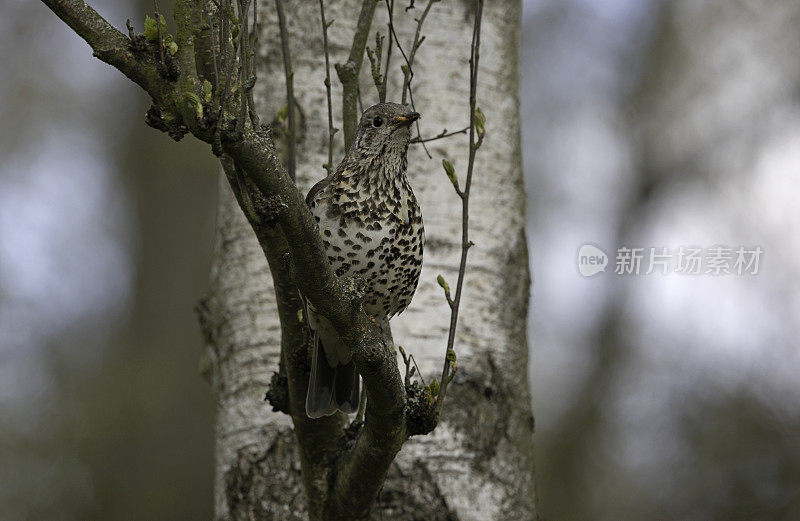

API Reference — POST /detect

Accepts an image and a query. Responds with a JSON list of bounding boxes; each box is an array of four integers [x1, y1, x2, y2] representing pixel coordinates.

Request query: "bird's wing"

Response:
[[305, 176, 330, 207], [307, 153, 356, 207]]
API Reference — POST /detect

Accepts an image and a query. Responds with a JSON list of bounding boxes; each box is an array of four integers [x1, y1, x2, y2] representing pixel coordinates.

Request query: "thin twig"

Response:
[[212, 0, 233, 153], [383, 0, 407, 65], [435, 0, 482, 415], [366, 31, 384, 98], [409, 354, 425, 387], [238, 0, 250, 133], [401, 0, 437, 106], [236, 1, 251, 86], [319, 0, 335, 175], [411, 126, 469, 144], [399, 345, 413, 387], [274, 0, 296, 180], [398, 345, 425, 389], [222, 0, 251, 108], [406, 81, 430, 158], [154, 0, 165, 67], [220, 1, 231, 106], [207, 10, 220, 87], [382, 0, 430, 157], [380, 0, 394, 103], [247, 0, 260, 128], [402, 0, 440, 156]]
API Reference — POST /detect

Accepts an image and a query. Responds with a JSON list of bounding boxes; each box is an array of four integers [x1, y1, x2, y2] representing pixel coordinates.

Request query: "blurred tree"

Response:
[[525, 1, 800, 520], [1, 1, 217, 520]]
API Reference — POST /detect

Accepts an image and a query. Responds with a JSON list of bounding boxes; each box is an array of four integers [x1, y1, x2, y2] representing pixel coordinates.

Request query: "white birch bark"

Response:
[[199, 1, 538, 519]]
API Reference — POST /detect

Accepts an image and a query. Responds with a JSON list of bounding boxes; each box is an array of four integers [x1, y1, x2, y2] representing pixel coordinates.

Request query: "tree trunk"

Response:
[[199, 1, 538, 519]]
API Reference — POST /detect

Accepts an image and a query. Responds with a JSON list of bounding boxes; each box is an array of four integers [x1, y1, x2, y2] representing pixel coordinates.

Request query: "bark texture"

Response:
[[200, 1, 537, 519]]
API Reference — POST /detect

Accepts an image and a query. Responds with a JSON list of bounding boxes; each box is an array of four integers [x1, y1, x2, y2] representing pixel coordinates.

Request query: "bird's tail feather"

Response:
[[306, 332, 360, 418], [334, 359, 360, 414]]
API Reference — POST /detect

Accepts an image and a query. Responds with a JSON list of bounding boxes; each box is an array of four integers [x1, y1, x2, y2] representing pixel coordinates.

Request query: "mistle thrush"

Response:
[[305, 103, 424, 418]]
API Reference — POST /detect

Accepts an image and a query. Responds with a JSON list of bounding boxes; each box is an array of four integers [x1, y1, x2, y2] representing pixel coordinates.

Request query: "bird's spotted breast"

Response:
[[310, 173, 423, 319]]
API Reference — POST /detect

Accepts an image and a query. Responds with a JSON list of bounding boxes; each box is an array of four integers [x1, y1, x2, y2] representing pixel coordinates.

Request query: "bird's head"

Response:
[[351, 103, 420, 158]]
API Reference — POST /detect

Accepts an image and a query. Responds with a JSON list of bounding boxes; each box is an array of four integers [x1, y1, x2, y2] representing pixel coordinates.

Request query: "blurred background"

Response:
[[1, 0, 799, 520]]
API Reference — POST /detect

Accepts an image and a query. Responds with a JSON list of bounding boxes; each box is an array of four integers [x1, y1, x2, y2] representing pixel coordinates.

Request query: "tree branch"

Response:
[[318, 0, 336, 175], [335, 0, 379, 150], [383, 0, 430, 157], [411, 125, 469, 144], [401, 0, 438, 105], [154, 1, 166, 67], [217, 130, 409, 521], [246, 0, 260, 128], [365, 31, 385, 99], [274, 0, 297, 180], [435, 0, 483, 416], [379, 0, 394, 103], [196, 5, 219, 84], [170, 1, 196, 83], [236, 0, 251, 134], [42, 0, 170, 97], [219, 156, 340, 519]]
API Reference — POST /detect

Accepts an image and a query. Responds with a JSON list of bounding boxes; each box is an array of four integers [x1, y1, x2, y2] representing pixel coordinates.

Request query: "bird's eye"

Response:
[[372, 116, 383, 127]]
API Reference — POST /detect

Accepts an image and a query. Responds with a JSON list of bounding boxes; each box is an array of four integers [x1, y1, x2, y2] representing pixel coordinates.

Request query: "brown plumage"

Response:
[[305, 103, 424, 418]]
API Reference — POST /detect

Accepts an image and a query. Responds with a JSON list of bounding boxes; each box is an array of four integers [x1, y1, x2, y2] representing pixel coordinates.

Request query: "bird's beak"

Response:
[[389, 111, 421, 127]]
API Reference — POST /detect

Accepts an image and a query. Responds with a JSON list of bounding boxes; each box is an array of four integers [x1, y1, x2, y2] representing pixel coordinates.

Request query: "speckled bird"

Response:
[[304, 103, 424, 418]]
